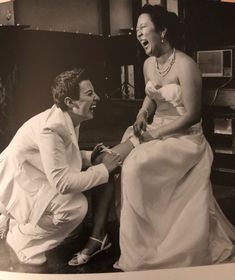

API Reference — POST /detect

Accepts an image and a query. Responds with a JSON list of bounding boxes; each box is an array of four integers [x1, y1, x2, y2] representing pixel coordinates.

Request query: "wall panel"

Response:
[[14, 0, 102, 34]]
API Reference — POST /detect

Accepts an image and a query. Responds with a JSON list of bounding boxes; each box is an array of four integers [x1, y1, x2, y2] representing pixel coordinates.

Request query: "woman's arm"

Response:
[[137, 96, 156, 118], [134, 58, 157, 136], [140, 57, 157, 116], [142, 54, 202, 141]]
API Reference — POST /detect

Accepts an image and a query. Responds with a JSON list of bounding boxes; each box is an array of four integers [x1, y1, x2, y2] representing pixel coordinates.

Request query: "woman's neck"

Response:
[[155, 45, 174, 66]]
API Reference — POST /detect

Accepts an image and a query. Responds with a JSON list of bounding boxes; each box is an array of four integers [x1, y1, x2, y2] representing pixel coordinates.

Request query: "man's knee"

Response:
[[72, 193, 88, 223], [61, 193, 88, 225], [39, 193, 88, 229]]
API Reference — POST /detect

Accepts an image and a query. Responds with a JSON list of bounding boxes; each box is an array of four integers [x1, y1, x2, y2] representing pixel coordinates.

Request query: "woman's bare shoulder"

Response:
[[144, 56, 155, 68], [143, 56, 155, 78], [175, 50, 202, 90], [176, 50, 198, 67], [176, 50, 201, 75]]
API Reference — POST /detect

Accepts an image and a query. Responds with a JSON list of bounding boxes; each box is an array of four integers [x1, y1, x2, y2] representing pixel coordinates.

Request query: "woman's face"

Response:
[[136, 13, 161, 57], [70, 80, 100, 121]]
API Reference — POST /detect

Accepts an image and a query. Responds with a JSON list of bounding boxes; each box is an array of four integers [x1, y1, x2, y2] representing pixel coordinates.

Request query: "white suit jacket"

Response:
[[0, 105, 109, 225]]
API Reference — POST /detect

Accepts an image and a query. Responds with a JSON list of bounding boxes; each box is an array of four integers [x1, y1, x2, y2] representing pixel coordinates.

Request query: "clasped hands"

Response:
[[91, 143, 122, 173]]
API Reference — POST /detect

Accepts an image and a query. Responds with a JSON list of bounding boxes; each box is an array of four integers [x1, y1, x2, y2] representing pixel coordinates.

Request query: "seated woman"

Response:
[[69, 4, 235, 271]]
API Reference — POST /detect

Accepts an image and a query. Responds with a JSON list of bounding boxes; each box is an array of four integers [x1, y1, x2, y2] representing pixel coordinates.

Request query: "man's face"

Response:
[[71, 80, 100, 121]]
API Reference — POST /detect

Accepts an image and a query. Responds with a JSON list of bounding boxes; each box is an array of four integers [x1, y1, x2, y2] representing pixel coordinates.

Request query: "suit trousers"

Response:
[[6, 191, 88, 263]]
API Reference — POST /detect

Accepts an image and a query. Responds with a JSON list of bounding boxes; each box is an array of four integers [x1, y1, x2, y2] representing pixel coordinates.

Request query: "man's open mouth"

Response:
[[90, 103, 96, 112]]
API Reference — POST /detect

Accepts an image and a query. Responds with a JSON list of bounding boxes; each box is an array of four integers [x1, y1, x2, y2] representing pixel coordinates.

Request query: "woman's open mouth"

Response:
[[140, 39, 149, 50]]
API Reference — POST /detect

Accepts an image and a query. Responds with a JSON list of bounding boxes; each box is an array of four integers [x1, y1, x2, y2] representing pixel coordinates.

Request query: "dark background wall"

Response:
[[0, 0, 138, 150], [14, 0, 102, 34], [2, 0, 235, 151], [180, 0, 235, 54], [0, 28, 138, 150]]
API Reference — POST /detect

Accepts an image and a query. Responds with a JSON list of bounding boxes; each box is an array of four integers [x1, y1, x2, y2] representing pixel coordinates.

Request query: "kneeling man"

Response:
[[0, 68, 121, 265]]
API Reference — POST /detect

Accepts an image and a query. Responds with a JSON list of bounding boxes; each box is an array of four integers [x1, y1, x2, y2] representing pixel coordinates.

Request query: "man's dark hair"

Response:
[[51, 68, 89, 111]]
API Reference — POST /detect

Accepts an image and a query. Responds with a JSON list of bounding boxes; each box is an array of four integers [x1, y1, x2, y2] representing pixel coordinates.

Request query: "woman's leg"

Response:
[[93, 139, 135, 165], [80, 178, 115, 256], [83, 140, 135, 251], [68, 140, 135, 263]]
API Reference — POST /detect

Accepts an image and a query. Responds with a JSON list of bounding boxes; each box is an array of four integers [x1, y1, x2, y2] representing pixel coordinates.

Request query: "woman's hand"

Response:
[[139, 131, 155, 143], [133, 113, 148, 137]]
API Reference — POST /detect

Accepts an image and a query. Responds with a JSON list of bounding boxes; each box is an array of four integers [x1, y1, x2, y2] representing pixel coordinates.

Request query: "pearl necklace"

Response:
[[155, 48, 176, 77]]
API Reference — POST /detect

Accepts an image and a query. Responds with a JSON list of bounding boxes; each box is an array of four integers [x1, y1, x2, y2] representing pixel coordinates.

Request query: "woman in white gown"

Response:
[[68, 4, 235, 270], [113, 4, 235, 271]]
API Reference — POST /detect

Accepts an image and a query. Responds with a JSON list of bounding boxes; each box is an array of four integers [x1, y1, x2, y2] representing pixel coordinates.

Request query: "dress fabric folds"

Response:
[[116, 83, 235, 271]]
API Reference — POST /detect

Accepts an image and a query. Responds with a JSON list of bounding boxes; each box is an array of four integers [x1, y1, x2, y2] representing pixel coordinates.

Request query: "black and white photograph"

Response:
[[1, 0, 235, 279]]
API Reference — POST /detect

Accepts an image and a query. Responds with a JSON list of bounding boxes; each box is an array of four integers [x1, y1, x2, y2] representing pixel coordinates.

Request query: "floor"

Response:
[[0, 221, 120, 274], [0, 184, 235, 274], [213, 184, 235, 226]]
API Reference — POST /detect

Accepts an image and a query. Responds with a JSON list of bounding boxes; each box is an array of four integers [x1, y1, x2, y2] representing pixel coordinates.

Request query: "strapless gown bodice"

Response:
[[145, 81, 186, 116]]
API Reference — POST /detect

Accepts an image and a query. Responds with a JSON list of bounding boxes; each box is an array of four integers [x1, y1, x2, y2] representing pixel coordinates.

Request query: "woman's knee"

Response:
[[121, 126, 134, 143], [123, 149, 148, 174]]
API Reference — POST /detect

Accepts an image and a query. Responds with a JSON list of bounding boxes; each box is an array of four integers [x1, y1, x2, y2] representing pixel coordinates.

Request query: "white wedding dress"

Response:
[[115, 82, 235, 271]]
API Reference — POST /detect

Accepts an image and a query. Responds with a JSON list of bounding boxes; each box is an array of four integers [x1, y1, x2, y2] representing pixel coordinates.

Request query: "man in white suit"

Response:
[[0, 68, 121, 265]]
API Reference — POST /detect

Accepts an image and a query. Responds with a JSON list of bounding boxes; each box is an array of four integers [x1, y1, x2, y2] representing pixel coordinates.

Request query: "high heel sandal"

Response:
[[68, 234, 111, 266], [0, 215, 9, 240]]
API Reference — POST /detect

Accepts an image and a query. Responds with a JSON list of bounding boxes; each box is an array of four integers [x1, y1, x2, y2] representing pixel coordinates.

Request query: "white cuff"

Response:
[[90, 163, 109, 185]]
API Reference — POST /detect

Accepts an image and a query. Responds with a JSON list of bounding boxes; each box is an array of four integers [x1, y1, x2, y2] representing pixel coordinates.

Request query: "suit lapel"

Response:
[[45, 106, 80, 149], [63, 111, 79, 149]]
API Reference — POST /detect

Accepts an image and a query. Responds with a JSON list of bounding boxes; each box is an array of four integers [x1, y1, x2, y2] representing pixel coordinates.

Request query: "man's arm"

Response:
[[38, 129, 109, 194], [80, 150, 92, 168]]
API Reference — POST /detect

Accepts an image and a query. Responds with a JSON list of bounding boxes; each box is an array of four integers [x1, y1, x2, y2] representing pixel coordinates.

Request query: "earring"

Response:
[[161, 35, 164, 44]]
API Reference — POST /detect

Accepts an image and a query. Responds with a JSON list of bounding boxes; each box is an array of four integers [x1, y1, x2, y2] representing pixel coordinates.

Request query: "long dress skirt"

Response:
[[116, 116, 235, 271]]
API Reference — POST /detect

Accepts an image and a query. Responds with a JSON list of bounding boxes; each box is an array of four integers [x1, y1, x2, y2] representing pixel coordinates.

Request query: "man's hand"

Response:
[[91, 143, 105, 165], [91, 144, 122, 173], [101, 151, 122, 173]]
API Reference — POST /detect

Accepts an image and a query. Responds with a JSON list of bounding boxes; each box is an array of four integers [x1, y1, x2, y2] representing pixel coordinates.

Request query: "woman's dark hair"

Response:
[[51, 68, 89, 111], [139, 4, 182, 48]]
